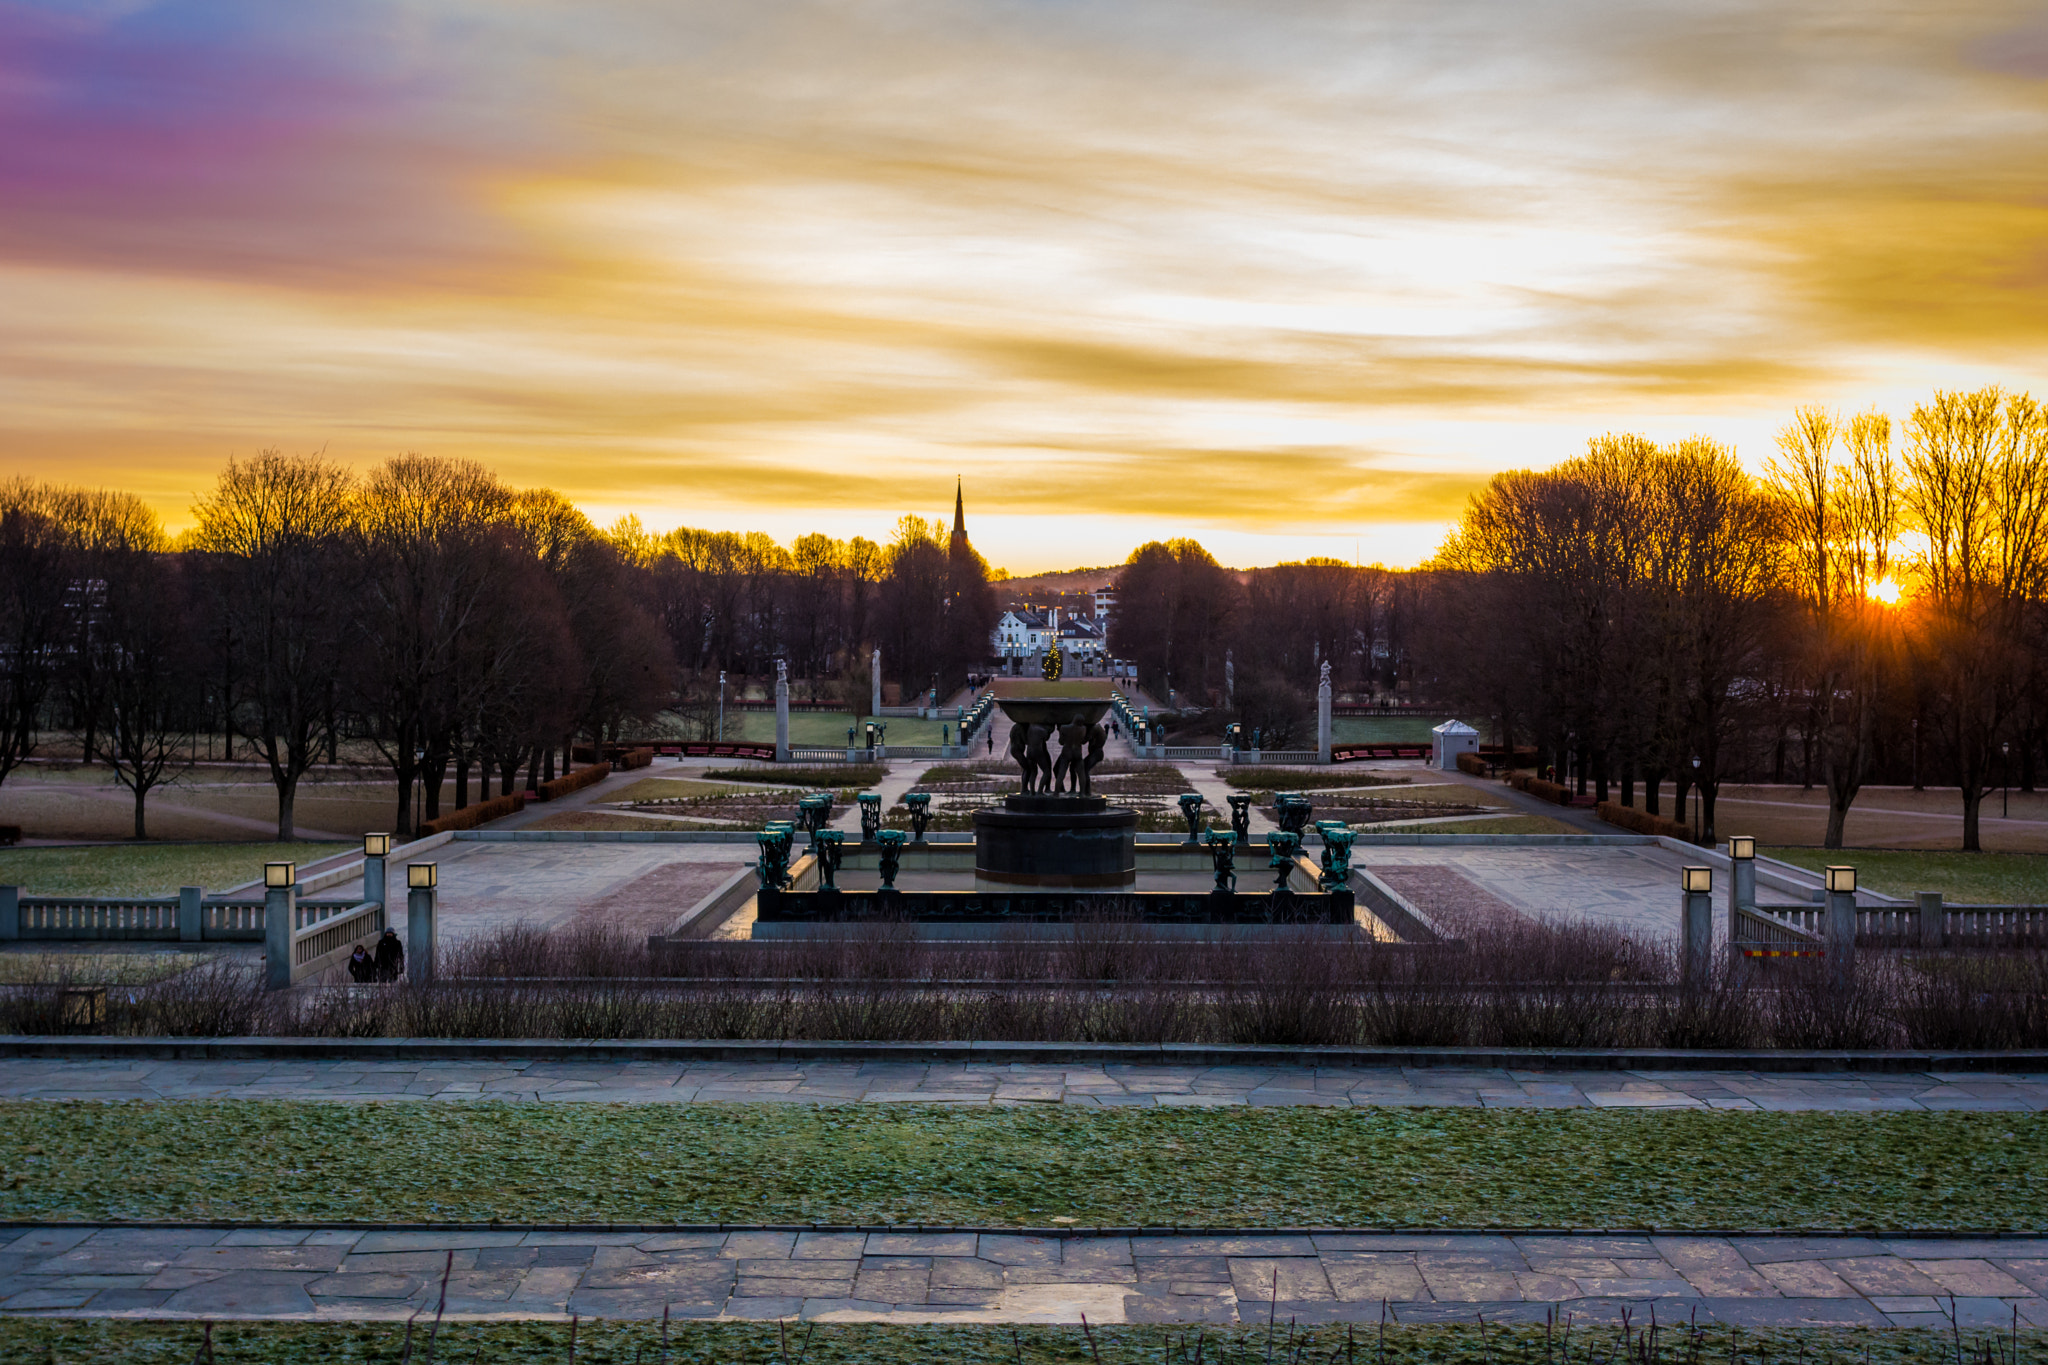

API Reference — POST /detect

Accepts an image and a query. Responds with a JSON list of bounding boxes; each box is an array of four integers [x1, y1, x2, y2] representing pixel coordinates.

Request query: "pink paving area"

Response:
[[568, 861, 739, 936], [1371, 864, 1532, 936]]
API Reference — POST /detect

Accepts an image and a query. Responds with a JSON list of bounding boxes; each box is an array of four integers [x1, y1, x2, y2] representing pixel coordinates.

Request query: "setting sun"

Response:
[[1868, 577, 1903, 606]]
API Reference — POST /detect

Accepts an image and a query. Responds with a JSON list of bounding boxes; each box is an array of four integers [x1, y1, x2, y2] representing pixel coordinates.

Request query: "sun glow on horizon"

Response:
[[5, 1, 2048, 561], [1868, 576, 1903, 606]]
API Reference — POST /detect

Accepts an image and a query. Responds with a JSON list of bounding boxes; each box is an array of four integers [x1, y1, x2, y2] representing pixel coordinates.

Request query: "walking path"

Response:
[[1, 1059, 2041, 1109], [4, 1224, 2044, 1325]]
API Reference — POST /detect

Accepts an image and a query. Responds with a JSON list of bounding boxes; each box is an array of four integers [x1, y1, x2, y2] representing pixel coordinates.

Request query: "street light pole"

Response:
[[717, 671, 726, 741], [2003, 741, 2011, 820], [1690, 755, 1702, 842]]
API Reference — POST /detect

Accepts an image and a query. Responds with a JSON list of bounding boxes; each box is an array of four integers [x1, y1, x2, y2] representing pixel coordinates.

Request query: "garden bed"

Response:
[[1222, 768, 1409, 791]]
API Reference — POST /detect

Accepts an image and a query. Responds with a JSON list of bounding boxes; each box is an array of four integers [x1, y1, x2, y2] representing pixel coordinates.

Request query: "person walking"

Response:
[[373, 929, 405, 982], [346, 944, 374, 983]]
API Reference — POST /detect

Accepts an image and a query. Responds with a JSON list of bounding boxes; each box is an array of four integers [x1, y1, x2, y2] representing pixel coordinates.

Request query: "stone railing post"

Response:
[[407, 864, 438, 987], [178, 886, 202, 943], [1680, 867, 1713, 988], [1917, 891, 1944, 950], [0, 885, 17, 941], [262, 864, 298, 991]]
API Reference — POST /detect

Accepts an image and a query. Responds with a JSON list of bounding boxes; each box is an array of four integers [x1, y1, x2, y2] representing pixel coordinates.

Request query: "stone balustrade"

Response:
[[290, 899, 386, 982], [0, 887, 362, 944], [1736, 895, 2047, 951]]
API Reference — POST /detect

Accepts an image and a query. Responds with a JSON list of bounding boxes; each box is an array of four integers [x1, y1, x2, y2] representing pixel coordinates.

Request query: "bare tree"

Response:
[[91, 548, 202, 839], [0, 482, 77, 791], [1903, 387, 2048, 850], [1769, 406, 1900, 848], [349, 455, 516, 835], [189, 452, 356, 839]]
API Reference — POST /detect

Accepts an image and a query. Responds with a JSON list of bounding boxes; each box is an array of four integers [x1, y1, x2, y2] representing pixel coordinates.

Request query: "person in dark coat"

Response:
[[373, 929, 405, 982], [347, 944, 374, 983]]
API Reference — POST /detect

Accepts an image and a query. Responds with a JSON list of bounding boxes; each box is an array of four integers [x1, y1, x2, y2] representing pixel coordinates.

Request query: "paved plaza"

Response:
[[0, 1059, 2041, 1109], [344, 840, 751, 942], [311, 835, 1815, 947], [4, 1225, 2046, 1326]]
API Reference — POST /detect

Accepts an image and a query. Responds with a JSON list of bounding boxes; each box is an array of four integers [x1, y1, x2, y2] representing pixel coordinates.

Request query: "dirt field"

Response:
[[1706, 782, 2048, 853], [0, 762, 422, 844]]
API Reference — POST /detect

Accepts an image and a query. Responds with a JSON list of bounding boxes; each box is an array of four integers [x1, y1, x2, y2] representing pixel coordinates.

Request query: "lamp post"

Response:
[[1824, 864, 1857, 988], [406, 862, 438, 987], [2003, 741, 2011, 820], [1679, 865, 1713, 988], [263, 861, 296, 991], [1727, 834, 1756, 921], [1911, 716, 1921, 790], [717, 671, 726, 741], [362, 832, 390, 912], [1690, 755, 1702, 842], [412, 747, 426, 837]]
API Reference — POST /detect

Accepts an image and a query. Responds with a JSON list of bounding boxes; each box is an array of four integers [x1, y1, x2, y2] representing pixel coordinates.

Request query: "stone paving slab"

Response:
[[4, 1228, 2046, 1326], [1, 1058, 2044, 1109]]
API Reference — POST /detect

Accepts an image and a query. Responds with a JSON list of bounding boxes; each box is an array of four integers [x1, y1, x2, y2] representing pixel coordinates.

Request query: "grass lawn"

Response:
[[1, 1320, 2026, 1365], [1766, 847, 2048, 904], [2, 1102, 2038, 1230], [0, 841, 345, 896], [0, 950, 213, 984], [609, 777, 782, 803], [729, 711, 956, 746], [1331, 716, 1442, 743]]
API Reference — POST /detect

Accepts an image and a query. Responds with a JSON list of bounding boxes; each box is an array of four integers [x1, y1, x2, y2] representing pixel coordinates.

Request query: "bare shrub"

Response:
[[14, 916, 2045, 1049]]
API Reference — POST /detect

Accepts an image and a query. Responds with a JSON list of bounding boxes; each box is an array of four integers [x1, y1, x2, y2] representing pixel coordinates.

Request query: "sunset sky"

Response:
[[3, 1, 2047, 572]]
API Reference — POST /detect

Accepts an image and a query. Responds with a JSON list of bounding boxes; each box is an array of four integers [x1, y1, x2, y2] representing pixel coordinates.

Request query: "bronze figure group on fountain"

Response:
[[1008, 718, 1106, 796]]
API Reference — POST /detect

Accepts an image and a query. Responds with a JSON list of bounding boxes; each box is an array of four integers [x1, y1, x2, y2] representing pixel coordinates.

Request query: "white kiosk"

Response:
[[1431, 719, 1480, 772]]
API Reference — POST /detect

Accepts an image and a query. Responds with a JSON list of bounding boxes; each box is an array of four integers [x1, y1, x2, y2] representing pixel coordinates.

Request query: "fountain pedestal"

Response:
[[973, 794, 1137, 892]]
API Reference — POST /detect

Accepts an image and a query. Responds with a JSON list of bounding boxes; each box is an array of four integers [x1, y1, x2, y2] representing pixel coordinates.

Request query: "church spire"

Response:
[[950, 476, 968, 554]]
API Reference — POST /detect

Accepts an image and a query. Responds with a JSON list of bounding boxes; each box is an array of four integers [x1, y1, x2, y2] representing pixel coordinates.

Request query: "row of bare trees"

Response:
[[1424, 386, 2048, 848], [0, 454, 670, 838], [628, 512, 997, 701], [0, 456, 999, 839], [1106, 540, 1421, 746]]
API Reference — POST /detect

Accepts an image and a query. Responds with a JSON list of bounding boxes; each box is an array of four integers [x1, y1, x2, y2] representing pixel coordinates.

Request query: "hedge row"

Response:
[[1455, 751, 1489, 777], [1508, 773, 1573, 804], [535, 763, 611, 802], [616, 746, 654, 771], [1596, 799, 1697, 842], [419, 790, 525, 836]]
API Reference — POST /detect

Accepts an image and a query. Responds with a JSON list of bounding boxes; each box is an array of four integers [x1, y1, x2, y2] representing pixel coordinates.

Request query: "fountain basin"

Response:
[[973, 794, 1136, 891]]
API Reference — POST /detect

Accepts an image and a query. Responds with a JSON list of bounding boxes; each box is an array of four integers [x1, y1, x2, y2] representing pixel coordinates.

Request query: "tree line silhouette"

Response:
[[0, 452, 997, 838]]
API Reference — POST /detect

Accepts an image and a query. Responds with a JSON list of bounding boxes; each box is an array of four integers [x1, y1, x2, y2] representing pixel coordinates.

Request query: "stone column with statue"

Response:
[[870, 647, 882, 719], [1316, 660, 1333, 764], [774, 659, 790, 762]]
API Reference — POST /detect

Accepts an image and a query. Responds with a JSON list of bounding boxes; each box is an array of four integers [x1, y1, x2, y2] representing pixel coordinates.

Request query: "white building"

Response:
[[1057, 613, 1106, 658], [993, 609, 1051, 658], [992, 607, 1108, 662], [1092, 586, 1115, 621]]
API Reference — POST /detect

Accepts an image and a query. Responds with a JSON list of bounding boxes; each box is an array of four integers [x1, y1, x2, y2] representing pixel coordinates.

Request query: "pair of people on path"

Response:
[[346, 929, 405, 983]]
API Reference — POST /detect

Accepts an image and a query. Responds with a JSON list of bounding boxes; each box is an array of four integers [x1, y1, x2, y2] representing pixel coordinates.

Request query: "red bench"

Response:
[[1330, 743, 1432, 763], [681, 741, 778, 760]]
